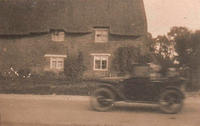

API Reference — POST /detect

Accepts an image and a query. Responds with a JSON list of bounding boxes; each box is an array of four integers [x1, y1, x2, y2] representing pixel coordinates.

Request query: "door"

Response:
[[123, 77, 159, 101]]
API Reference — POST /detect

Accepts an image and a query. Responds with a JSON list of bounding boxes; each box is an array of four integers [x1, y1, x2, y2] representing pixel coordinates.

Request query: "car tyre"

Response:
[[90, 88, 115, 112], [159, 90, 183, 114]]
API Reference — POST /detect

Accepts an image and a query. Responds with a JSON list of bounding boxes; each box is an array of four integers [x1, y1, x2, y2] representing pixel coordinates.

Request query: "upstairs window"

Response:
[[94, 28, 109, 43], [51, 31, 65, 42]]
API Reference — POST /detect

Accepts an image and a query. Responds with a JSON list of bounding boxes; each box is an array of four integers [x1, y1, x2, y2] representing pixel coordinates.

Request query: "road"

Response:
[[0, 94, 199, 126]]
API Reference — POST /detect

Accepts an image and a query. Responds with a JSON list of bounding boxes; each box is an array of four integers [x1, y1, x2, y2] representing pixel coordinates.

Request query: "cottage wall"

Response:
[[0, 34, 67, 74], [65, 32, 148, 78], [0, 31, 148, 78]]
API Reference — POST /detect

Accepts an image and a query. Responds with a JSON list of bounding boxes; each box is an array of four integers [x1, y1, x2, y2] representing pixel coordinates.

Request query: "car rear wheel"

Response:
[[159, 90, 183, 114], [90, 88, 115, 112]]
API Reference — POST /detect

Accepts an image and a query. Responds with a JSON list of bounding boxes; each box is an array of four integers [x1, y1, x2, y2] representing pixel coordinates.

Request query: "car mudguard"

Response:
[[163, 86, 185, 99], [93, 83, 126, 101]]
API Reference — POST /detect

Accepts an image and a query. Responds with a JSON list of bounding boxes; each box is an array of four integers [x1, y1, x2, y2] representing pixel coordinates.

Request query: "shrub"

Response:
[[112, 46, 150, 75], [0, 72, 4, 80], [30, 71, 58, 81], [64, 52, 86, 82], [0, 67, 19, 80], [18, 68, 31, 79]]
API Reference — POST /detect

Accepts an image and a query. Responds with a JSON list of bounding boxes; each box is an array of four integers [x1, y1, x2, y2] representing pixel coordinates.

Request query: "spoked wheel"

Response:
[[159, 90, 183, 114], [90, 88, 115, 112]]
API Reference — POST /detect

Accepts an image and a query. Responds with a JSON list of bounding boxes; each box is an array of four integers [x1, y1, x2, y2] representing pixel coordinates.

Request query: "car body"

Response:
[[90, 66, 186, 114]]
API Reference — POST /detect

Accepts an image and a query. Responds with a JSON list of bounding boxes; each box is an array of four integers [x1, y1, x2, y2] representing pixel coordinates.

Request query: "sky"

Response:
[[143, 0, 200, 37]]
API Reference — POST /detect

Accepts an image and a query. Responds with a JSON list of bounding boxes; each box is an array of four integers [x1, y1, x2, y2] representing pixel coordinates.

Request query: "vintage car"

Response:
[[90, 65, 186, 114]]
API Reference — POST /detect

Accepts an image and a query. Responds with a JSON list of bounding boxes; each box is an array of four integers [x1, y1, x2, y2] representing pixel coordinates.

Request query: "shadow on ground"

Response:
[[88, 102, 161, 114], [113, 105, 161, 113]]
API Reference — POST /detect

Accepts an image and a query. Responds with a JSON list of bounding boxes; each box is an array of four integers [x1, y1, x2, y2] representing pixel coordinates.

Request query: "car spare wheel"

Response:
[[159, 90, 183, 114], [90, 88, 115, 112]]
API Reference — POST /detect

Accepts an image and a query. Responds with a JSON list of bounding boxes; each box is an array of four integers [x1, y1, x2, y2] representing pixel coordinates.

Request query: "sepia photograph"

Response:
[[0, 0, 199, 126]]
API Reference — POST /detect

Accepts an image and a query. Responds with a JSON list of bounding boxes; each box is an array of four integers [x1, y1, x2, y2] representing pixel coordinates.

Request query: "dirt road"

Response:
[[0, 94, 199, 126]]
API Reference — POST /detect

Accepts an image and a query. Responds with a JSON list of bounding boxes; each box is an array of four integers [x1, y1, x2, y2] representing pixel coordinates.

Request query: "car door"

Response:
[[143, 80, 161, 101], [124, 78, 148, 100], [123, 77, 162, 101]]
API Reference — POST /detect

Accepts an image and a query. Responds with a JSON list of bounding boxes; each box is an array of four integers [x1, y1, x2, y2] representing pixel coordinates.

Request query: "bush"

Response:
[[64, 52, 86, 82], [0, 72, 4, 80], [112, 46, 150, 75], [30, 71, 58, 81], [18, 68, 31, 79], [0, 67, 19, 80]]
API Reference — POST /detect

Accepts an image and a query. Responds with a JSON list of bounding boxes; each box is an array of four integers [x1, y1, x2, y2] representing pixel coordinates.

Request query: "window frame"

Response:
[[51, 31, 65, 42], [50, 57, 64, 70], [44, 54, 67, 71], [94, 28, 109, 43], [91, 53, 111, 71]]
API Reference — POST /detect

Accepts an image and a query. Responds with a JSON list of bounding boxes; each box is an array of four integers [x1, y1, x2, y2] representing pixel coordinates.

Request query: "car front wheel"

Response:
[[90, 88, 115, 112], [159, 90, 183, 114]]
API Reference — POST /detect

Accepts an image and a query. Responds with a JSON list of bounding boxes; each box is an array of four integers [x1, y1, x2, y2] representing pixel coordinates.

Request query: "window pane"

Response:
[[52, 61, 57, 69], [57, 61, 63, 69], [58, 32, 65, 41], [95, 60, 101, 69], [52, 31, 65, 42], [95, 29, 108, 43], [101, 31, 108, 42], [93, 55, 109, 70], [50, 57, 65, 70], [102, 60, 107, 69]]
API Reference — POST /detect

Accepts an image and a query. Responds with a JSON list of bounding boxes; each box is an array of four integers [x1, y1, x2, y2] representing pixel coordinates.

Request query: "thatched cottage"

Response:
[[0, 0, 148, 78]]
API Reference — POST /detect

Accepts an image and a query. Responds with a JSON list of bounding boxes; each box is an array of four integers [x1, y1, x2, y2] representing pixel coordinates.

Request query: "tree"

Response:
[[146, 26, 200, 89], [167, 27, 192, 67], [167, 26, 200, 89], [149, 34, 176, 75]]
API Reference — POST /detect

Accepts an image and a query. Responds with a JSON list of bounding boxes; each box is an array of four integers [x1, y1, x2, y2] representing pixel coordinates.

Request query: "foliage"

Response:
[[149, 26, 200, 89], [0, 67, 31, 80], [168, 27, 200, 69], [32, 71, 58, 80], [64, 52, 86, 82], [0, 79, 90, 95], [112, 46, 151, 75], [17, 68, 31, 79], [150, 35, 176, 75], [167, 27, 200, 89]]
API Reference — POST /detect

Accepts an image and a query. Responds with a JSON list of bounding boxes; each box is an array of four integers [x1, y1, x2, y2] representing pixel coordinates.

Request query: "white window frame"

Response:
[[50, 57, 64, 70], [91, 53, 111, 71], [51, 31, 65, 42], [94, 28, 109, 43], [44, 54, 67, 71]]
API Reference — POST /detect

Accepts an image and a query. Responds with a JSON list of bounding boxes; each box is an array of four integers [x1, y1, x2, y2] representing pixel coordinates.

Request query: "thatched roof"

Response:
[[0, 0, 147, 36]]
